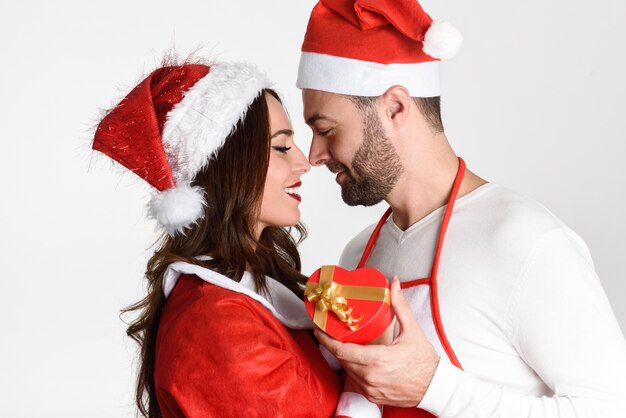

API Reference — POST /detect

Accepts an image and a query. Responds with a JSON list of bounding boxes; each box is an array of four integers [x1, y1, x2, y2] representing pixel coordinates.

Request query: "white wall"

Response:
[[1, 0, 624, 416]]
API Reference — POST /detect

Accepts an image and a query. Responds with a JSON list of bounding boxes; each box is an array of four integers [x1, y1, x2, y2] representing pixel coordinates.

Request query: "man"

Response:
[[297, 1, 626, 417]]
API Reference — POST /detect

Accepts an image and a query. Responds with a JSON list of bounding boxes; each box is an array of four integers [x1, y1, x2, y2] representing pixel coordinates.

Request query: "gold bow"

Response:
[[305, 265, 390, 331]]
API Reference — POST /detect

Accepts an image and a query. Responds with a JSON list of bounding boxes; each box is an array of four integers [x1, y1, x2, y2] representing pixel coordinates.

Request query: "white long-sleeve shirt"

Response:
[[337, 183, 626, 417]]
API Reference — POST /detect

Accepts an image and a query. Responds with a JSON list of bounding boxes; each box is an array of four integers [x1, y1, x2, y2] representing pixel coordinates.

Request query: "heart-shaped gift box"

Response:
[[304, 265, 393, 344]]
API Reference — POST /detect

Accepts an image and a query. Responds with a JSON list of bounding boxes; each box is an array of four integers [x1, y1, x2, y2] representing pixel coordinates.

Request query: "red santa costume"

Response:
[[155, 259, 341, 417], [93, 62, 342, 417], [297, 1, 626, 417]]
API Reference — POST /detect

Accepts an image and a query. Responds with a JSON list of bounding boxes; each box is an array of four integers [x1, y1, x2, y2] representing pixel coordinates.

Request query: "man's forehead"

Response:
[[302, 89, 349, 122], [302, 88, 342, 101], [305, 113, 338, 126]]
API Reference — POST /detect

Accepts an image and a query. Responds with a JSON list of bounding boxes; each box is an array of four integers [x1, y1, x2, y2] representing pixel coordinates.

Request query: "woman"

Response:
[[93, 59, 342, 417]]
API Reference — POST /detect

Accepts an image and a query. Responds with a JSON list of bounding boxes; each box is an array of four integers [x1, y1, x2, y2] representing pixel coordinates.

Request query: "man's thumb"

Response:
[[390, 276, 418, 337]]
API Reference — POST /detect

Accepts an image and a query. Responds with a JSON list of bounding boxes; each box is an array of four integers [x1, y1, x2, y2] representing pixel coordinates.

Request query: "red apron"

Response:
[[356, 158, 466, 418]]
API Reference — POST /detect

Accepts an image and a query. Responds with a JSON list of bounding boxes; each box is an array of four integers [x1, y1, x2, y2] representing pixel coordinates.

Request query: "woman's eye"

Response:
[[272, 146, 292, 153], [318, 129, 332, 137]]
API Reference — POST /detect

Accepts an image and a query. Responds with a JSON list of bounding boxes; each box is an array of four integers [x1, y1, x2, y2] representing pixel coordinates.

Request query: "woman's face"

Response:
[[258, 93, 311, 232]]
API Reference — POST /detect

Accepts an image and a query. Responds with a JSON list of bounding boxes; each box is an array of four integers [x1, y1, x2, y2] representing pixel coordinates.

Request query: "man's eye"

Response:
[[318, 129, 332, 137], [272, 146, 292, 153]]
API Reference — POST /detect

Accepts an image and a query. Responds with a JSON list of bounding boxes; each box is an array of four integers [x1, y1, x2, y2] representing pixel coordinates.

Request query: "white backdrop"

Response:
[[1, 0, 624, 416]]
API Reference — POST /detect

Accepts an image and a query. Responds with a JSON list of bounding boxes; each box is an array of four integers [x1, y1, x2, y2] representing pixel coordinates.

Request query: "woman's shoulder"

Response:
[[155, 277, 341, 418], [155, 274, 300, 367], [163, 273, 270, 323], [162, 261, 313, 329]]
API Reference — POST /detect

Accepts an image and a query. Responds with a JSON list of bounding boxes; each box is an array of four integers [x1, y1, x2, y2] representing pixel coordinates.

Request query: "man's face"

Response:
[[303, 89, 403, 206]]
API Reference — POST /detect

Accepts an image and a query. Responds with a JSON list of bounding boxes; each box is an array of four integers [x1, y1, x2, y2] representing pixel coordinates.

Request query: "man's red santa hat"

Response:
[[93, 62, 272, 236], [297, 0, 462, 97]]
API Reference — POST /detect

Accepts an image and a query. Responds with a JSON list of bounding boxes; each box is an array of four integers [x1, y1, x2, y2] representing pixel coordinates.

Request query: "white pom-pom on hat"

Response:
[[423, 21, 463, 60], [147, 184, 206, 236]]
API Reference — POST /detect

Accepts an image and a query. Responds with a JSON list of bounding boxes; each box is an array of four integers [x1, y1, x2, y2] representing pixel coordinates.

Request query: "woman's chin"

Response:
[[259, 210, 301, 229], [279, 211, 301, 227]]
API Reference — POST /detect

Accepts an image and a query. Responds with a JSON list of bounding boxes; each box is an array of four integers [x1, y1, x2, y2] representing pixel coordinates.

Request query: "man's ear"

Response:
[[380, 85, 411, 128]]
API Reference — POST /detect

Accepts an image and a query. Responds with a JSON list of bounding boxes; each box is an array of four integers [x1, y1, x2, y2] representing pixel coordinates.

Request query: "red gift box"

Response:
[[304, 265, 393, 344]]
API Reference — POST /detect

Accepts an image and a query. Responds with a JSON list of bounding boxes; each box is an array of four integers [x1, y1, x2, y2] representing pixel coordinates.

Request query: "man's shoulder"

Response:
[[476, 184, 566, 235], [338, 221, 379, 270], [471, 184, 588, 260]]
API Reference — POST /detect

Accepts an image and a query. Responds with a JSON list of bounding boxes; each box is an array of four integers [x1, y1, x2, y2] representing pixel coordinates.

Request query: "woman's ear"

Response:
[[380, 85, 411, 129]]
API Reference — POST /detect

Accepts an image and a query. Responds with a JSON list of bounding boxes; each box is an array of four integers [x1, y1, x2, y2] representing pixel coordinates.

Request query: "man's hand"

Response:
[[315, 277, 440, 407]]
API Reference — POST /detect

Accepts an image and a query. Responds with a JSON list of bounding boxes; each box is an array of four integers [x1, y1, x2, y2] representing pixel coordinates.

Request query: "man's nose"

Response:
[[308, 136, 331, 167]]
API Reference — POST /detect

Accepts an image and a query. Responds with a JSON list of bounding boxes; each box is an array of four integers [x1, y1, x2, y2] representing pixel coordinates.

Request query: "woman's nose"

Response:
[[294, 146, 312, 174]]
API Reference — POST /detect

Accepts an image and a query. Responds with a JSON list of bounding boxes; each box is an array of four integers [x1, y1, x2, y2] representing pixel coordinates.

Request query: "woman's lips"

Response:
[[285, 181, 302, 202]]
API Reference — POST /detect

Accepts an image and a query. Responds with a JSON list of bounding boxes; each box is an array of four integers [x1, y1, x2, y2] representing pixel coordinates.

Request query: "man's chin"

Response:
[[340, 185, 385, 207]]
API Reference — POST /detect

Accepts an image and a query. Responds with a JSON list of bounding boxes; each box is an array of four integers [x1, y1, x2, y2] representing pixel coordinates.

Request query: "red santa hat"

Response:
[[296, 0, 462, 97], [93, 62, 272, 236]]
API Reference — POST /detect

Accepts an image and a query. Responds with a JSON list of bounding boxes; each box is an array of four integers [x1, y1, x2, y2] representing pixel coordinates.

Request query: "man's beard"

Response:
[[331, 111, 403, 206]]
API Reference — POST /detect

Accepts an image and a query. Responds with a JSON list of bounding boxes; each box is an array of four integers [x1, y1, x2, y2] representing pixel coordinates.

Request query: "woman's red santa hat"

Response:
[[297, 0, 462, 97], [93, 62, 272, 236]]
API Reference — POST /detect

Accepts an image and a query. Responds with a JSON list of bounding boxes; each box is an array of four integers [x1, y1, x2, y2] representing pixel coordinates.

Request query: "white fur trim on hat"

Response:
[[297, 52, 441, 97], [147, 184, 206, 236], [161, 62, 273, 184], [423, 21, 463, 60]]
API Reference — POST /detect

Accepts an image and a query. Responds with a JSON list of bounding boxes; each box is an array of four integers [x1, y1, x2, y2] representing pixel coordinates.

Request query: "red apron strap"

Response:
[[429, 157, 465, 281], [356, 206, 392, 269], [357, 158, 466, 368], [400, 278, 430, 288], [360, 157, 467, 418], [429, 157, 465, 369]]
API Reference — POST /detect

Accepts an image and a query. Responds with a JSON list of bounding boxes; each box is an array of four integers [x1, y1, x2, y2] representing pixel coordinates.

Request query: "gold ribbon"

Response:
[[304, 265, 391, 331]]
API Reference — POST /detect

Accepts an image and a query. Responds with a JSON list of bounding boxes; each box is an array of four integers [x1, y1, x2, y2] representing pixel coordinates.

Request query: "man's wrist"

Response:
[[417, 359, 462, 414], [413, 353, 441, 405]]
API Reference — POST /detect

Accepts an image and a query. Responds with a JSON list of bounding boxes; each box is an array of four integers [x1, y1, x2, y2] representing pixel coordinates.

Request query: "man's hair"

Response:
[[348, 95, 444, 134]]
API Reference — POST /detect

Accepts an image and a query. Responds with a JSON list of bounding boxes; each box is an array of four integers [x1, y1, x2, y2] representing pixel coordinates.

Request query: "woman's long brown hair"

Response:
[[122, 88, 308, 418]]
